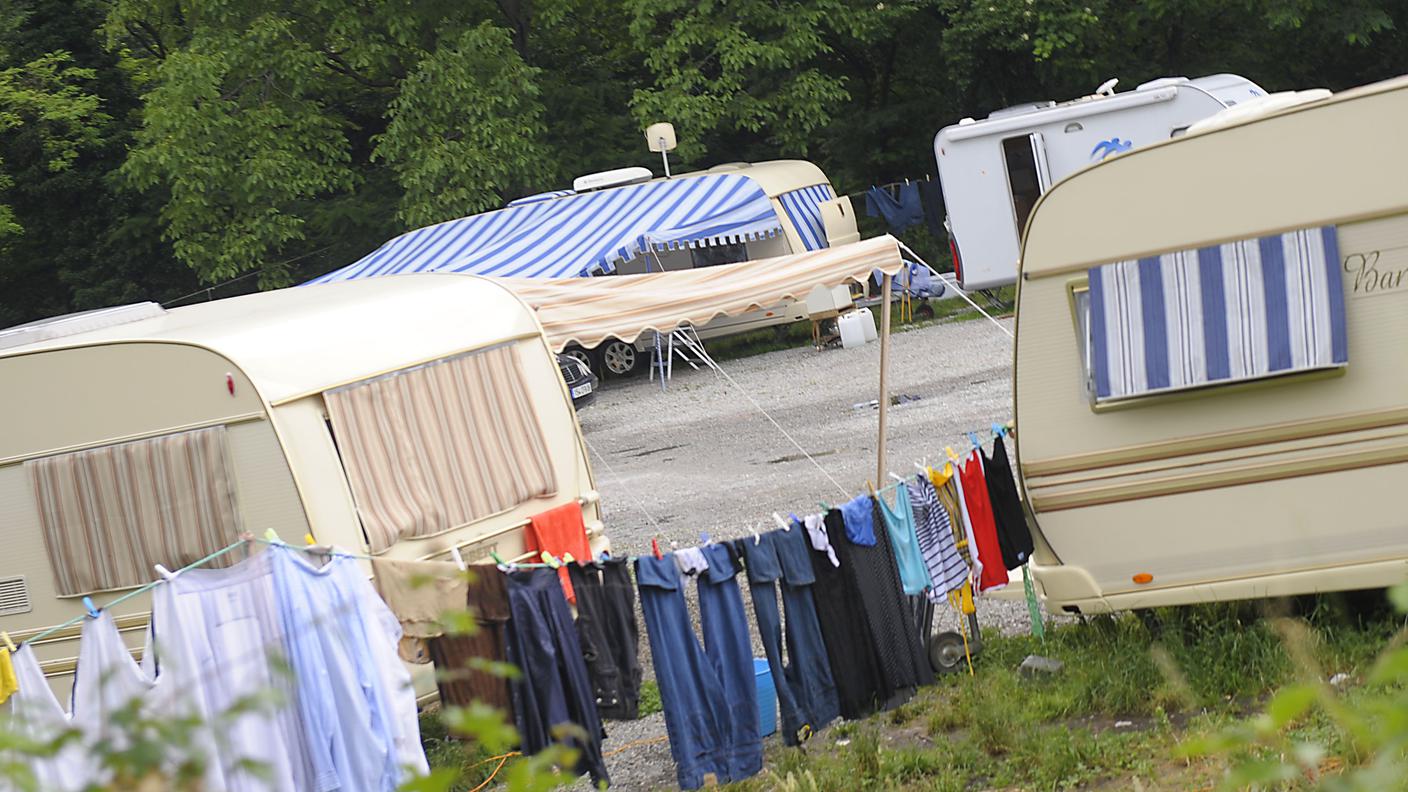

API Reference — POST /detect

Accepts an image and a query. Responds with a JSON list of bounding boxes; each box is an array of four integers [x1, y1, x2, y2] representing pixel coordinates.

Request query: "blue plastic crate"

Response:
[[754, 657, 777, 737]]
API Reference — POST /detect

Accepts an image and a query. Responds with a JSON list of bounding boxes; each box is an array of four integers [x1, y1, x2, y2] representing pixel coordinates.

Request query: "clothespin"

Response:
[[651, 538, 663, 560], [490, 550, 507, 565], [304, 533, 317, 546], [771, 512, 790, 532], [789, 512, 801, 525], [2, 632, 16, 652], [449, 547, 467, 571], [751, 523, 762, 545], [888, 472, 905, 484], [945, 445, 959, 462], [154, 564, 177, 581], [263, 528, 281, 544], [82, 597, 99, 619], [700, 531, 711, 545], [561, 552, 576, 565], [967, 432, 981, 451], [991, 422, 1007, 439], [539, 551, 561, 569], [818, 501, 831, 513], [866, 480, 876, 497]]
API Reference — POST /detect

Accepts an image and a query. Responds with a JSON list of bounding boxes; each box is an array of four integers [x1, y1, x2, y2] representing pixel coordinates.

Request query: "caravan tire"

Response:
[[600, 340, 641, 378], [929, 631, 969, 675]]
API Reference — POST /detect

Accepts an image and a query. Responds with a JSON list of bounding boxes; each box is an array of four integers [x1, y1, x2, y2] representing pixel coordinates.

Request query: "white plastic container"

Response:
[[838, 308, 875, 349]]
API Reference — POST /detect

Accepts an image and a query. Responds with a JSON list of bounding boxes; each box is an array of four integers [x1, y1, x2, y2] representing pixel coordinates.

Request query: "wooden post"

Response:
[[876, 271, 894, 485]]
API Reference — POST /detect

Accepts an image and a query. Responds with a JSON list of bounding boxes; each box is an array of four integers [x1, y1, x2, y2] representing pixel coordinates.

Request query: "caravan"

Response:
[[0, 276, 605, 699], [935, 74, 1267, 290], [309, 160, 863, 377], [1012, 75, 1408, 613]]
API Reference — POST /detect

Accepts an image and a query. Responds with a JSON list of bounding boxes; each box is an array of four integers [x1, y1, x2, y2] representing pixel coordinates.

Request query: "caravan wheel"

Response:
[[929, 631, 970, 674], [601, 340, 641, 378]]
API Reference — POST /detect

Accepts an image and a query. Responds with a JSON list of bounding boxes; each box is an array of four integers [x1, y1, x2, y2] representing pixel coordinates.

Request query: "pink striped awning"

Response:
[[492, 235, 904, 351]]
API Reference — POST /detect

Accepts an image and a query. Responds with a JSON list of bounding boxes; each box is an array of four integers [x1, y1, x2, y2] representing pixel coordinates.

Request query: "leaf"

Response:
[[1267, 683, 1318, 728]]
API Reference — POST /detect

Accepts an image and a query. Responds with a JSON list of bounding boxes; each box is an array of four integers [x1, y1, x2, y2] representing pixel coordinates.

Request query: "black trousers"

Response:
[[568, 559, 643, 720], [505, 569, 611, 787]]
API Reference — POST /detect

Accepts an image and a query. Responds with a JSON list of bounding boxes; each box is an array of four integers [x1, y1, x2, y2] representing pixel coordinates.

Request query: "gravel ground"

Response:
[[568, 315, 1050, 791]]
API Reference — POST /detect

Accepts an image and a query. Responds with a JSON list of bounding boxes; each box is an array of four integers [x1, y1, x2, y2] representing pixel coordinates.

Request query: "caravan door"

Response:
[[1001, 132, 1052, 242]]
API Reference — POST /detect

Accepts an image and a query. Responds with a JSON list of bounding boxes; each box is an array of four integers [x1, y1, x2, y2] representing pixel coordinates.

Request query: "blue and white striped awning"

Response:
[[307, 173, 783, 283], [1087, 225, 1347, 402], [777, 184, 836, 251]]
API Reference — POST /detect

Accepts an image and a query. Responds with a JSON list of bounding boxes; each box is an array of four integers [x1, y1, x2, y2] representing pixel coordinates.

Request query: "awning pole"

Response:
[[876, 271, 894, 485]]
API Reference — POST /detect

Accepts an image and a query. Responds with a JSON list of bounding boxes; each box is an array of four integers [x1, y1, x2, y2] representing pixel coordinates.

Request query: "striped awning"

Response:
[[777, 184, 836, 251], [1087, 225, 1348, 402], [307, 174, 784, 283], [492, 235, 904, 351]]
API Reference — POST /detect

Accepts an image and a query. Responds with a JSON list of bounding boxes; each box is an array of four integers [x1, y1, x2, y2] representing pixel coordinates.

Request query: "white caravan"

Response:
[[935, 74, 1266, 290]]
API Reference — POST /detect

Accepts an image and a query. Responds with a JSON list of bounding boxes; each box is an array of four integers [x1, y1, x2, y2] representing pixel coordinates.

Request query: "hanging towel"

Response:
[[983, 436, 1035, 570], [0, 647, 16, 704], [838, 494, 877, 546], [958, 453, 1009, 592], [372, 557, 470, 663], [876, 483, 932, 596], [864, 183, 924, 234], [918, 179, 946, 239], [427, 564, 514, 714], [525, 501, 592, 603]]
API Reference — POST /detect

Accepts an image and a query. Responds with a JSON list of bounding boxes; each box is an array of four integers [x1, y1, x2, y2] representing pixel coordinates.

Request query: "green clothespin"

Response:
[[540, 551, 561, 569], [490, 550, 507, 566]]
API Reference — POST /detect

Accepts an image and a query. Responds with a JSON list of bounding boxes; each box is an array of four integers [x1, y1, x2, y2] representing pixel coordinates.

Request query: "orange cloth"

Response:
[[525, 502, 591, 603]]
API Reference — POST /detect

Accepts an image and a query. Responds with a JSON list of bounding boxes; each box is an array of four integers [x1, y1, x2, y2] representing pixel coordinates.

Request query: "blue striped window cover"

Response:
[[777, 184, 836, 251], [1086, 225, 1348, 402]]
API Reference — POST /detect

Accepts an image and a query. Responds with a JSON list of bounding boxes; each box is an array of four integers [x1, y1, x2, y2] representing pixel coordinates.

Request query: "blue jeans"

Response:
[[741, 529, 840, 744], [636, 549, 762, 789]]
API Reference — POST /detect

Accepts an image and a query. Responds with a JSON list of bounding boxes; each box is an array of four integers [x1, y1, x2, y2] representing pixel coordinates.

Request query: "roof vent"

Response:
[[0, 302, 166, 352], [572, 166, 653, 192], [0, 576, 31, 617], [987, 101, 1056, 120]]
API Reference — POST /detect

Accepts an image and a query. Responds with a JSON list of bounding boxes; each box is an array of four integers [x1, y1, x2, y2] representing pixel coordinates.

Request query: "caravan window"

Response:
[[323, 342, 557, 552], [28, 426, 242, 596], [691, 241, 749, 268], [1001, 136, 1043, 237], [1078, 225, 1348, 404]]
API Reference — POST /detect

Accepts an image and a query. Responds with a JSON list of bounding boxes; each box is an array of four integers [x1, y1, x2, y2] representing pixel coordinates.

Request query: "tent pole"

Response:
[[876, 271, 894, 485]]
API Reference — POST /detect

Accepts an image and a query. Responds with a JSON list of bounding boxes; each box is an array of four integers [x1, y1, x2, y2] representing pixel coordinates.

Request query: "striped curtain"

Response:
[[29, 426, 241, 597], [1087, 225, 1348, 402], [324, 343, 557, 553], [777, 184, 836, 251]]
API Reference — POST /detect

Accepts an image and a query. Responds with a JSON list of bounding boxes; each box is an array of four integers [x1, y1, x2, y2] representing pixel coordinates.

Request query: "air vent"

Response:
[[0, 576, 31, 616]]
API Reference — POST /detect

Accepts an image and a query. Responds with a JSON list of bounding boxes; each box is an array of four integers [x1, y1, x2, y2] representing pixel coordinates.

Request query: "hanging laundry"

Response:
[[372, 557, 469, 663], [673, 546, 710, 576], [983, 435, 1036, 570], [525, 501, 592, 603], [636, 550, 761, 790], [957, 453, 1009, 591], [801, 513, 839, 567], [808, 510, 888, 719], [839, 493, 877, 546], [931, 463, 978, 577], [864, 183, 924, 235], [269, 547, 430, 789], [0, 647, 16, 705], [833, 499, 934, 705], [4, 644, 96, 791], [918, 179, 947, 239], [876, 482, 933, 596], [910, 474, 970, 598], [425, 564, 514, 714], [568, 559, 643, 720], [149, 548, 320, 791], [504, 567, 611, 788], [739, 529, 839, 745]]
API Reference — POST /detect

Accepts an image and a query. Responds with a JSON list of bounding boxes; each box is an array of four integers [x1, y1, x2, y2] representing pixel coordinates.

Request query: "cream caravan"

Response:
[[1012, 76, 1408, 614], [0, 276, 605, 697]]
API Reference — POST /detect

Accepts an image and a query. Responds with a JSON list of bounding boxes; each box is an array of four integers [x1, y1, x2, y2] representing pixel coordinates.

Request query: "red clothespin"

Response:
[[651, 537, 664, 560]]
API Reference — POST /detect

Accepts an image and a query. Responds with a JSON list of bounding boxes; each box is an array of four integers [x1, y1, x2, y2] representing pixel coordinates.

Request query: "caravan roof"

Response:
[[0, 275, 542, 405]]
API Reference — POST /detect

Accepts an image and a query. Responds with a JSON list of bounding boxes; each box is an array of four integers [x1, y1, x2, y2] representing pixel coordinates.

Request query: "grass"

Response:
[[722, 595, 1401, 791]]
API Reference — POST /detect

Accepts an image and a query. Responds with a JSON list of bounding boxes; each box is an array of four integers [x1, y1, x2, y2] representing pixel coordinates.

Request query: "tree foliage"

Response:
[[0, 0, 1404, 322]]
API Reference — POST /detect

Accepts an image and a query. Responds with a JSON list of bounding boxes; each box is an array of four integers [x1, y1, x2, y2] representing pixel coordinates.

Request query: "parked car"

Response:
[[557, 353, 597, 409]]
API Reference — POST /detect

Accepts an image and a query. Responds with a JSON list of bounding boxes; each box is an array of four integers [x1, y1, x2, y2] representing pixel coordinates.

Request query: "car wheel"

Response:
[[562, 347, 595, 376], [929, 631, 969, 674], [600, 339, 641, 378]]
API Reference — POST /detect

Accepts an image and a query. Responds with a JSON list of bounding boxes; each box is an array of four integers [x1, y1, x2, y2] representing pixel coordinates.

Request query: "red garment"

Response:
[[525, 501, 591, 603], [958, 453, 1009, 592]]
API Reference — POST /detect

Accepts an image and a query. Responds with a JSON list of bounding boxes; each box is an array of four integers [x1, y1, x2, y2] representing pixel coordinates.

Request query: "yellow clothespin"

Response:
[[539, 551, 561, 569], [304, 533, 317, 546], [263, 529, 281, 543], [561, 552, 576, 565], [1, 632, 15, 652]]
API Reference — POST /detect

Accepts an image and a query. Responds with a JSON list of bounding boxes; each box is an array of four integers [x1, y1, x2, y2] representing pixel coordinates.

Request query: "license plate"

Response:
[[571, 383, 593, 398]]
